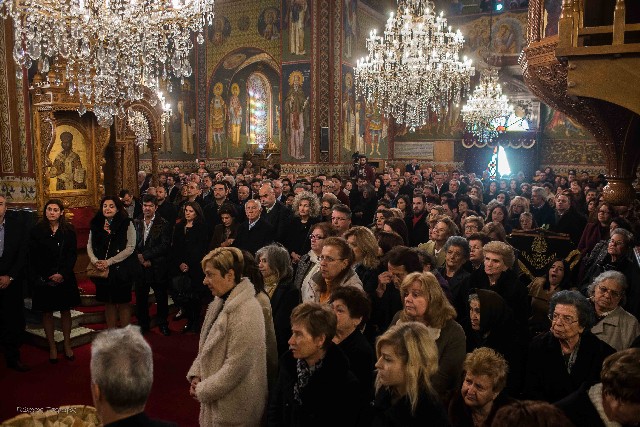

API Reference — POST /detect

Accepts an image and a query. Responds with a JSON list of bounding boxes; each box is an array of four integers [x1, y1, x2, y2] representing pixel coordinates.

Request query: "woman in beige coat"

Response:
[[187, 247, 267, 426]]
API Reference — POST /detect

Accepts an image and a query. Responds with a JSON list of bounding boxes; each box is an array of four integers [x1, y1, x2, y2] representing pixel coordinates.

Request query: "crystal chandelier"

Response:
[[3, 0, 214, 128], [127, 109, 151, 148], [461, 68, 513, 143], [354, 0, 474, 131]]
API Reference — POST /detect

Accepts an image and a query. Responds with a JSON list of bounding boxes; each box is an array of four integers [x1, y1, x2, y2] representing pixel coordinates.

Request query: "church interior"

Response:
[[0, 0, 637, 213], [1, 0, 640, 424]]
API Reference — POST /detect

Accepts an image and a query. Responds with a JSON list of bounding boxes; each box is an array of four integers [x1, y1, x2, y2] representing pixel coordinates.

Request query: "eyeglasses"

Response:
[[331, 217, 348, 222], [596, 285, 622, 299], [548, 313, 579, 325], [608, 239, 626, 247], [309, 234, 325, 240], [318, 255, 345, 263]]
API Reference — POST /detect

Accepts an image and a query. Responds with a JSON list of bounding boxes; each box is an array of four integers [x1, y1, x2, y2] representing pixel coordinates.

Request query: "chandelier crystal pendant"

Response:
[[354, 0, 474, 131], [3, 0, 214, 127], [127, 109, 151, 148], [461, 68, 513, 143]]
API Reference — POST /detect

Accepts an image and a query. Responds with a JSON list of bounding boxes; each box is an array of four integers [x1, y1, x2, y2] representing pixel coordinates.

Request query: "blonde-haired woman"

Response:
[[344, 226, 381, 295], [370, 321, 450, 426], [187, 247, 267, 427], [287, 190, 321, 264], [391, 271, 466, 403]]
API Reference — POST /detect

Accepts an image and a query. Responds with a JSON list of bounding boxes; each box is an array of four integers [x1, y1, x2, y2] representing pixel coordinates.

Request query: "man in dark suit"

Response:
[[530, 186, 555, 228], [155, 186, 177, 227], [91, 326, 178, 426], [433, 173, 449, 195], [258, 181, 291, 244], [165, 175, 180, 205], [405, 159, 420, 174], [0, 195, 29, 371], [233, 199, 274, 255], [120, 189, 142, 219], [204, 180, 240, 227], [550, 192, 587, 246], [134, 195, 172, 336]]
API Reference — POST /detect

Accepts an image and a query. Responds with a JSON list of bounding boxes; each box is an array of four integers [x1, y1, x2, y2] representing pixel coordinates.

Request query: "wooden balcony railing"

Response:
[[556, 0, 640, 55]]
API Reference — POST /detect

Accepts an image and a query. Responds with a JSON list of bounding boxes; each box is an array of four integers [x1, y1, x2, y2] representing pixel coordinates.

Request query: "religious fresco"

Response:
[[281, 64, 311, 162], [138, 77, 197, 160], [209, 16, 232, 46], [455, 11, 527, 67], [49, 124, 89, 194], [206, 48, 281, 160], [343, 0, 358, 61], [282, 0, 311, 61], [539, 105, 604, 168], [542, 107, 591, 139], [258, 7, 281, 40]]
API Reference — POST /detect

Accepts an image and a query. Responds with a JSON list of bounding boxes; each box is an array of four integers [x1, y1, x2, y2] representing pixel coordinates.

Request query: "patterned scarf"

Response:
[[294, 357, 324, 404], [263, 273, 278, 298]]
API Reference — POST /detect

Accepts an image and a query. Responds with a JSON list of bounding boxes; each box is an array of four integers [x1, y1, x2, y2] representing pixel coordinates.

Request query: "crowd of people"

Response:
[[2, 156, 640, 426]]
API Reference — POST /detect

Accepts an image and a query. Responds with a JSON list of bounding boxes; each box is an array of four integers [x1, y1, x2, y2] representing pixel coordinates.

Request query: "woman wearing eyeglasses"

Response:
[[294, 222, 335, 300], [588, 270, 640, 351], [286, 191, 321, 264], [306, 237, 363, 304], [524, 290, 615, 403]]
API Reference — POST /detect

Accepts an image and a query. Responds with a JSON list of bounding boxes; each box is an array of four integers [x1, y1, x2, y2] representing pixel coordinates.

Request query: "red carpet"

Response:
[[0, 319, 201, 426]]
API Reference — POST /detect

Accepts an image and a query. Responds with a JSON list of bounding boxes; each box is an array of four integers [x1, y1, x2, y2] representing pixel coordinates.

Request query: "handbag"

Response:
[[86, 236, 110, 279], [86, 261, 109, 278]]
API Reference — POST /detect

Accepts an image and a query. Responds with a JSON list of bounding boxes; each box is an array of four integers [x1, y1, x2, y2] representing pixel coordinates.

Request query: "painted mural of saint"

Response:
[[342, 72, 356, 152], [178, 100, 195, 154], [50, 131, 87, 190], [209, 82, 227, 155], [228, 83, 243, 148], [365, 101, 383, 156], [284, 71, 308, 160], [288, 0, 308, 55]]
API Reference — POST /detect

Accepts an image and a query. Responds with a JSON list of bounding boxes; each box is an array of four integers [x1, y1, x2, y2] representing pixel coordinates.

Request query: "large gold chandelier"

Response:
[[2, 0, 214, 127], [461, 68, 513, 143], [354, 0, 474, 131]]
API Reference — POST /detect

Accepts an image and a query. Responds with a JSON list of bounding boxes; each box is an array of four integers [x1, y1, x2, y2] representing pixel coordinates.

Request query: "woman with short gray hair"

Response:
[[588, 270, 640, 351], [256, 244, 301, 358], [524, 290, 616, 403]]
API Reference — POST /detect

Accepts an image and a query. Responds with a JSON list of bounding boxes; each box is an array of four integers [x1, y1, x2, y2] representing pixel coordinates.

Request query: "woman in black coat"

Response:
[[30, 199, 80, 362], [286, 191, 321, 264], [268, 302, 362, 427], [171, 201, 211, 333], [87, 196, 138, 329], [524, 290, 615, 403], [208, 202, 239, 250], [464, 289, 524, 395]]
